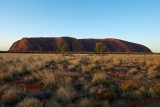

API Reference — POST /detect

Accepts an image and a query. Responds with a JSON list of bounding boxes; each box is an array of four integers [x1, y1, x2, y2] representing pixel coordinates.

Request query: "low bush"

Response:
[[79, 98, 93, 107], [92, 72, 106, 83], [16, 98, 41, 107], [1, 89, 20, 106]]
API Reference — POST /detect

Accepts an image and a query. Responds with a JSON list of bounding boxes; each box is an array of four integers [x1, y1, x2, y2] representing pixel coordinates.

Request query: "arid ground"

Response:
[[0, 53, 160, 107]]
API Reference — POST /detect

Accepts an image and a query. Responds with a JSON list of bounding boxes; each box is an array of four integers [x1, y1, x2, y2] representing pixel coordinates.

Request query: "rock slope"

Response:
[[10, 37, 152, 52]]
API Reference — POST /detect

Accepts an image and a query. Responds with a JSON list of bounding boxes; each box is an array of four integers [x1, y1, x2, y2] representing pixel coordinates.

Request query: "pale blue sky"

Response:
[[0, 0, 160, 52]]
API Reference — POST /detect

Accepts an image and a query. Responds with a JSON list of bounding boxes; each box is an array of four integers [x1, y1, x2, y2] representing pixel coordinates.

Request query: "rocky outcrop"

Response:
[[10, 37, 152, 52]]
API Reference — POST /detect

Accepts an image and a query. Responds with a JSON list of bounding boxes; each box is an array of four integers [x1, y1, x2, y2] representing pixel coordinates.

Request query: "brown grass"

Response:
[[0, 53, 160, 106]]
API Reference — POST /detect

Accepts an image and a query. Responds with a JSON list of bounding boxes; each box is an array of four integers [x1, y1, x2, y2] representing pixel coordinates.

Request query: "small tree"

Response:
[[40, 47, 44, 53], [117, 49, 123, 53], [57, 40, 68, 55], [95, 42, 106, 55]]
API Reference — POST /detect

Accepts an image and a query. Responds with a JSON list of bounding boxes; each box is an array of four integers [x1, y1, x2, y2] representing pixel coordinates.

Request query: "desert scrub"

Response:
[[133, 87, 150, 99], [16, 98, 41, 107], [121, 91, 136, 101], [0, 73, 14, 82], [46, 99, 61, 107], [42, 70, 55, 86], [33, 69, 56, 89], [81, 65, 92, 74], [147, 67, 158, 78], [113, 59, 122, 66], [148, 81, 160, 98], [92, 72, 106, 83], [2, 54, 160, 106], [78, 98, 93, 107], [120, 81, 134, 92], [128, 68, 138, 75], [56, 85, 76, 103], [146, 60, 154, 68], [100, 100, 111, 107], [96, 90, 115, 101], [0, 85, 10, 97], [139, 59, 146, 66], [1, 89, 20, 106], [79, 57, 90, 65], [23, 76, 39, 83]]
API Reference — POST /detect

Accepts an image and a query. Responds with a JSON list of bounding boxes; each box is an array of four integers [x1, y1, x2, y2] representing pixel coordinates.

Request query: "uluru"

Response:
[[9, 37, 152, 52]]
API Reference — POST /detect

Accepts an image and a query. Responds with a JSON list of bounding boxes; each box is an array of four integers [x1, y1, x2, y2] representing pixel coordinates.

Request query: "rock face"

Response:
[[10, 37, 152, 52]]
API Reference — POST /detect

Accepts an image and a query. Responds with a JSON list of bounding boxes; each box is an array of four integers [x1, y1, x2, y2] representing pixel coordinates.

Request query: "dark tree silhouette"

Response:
[[95, 42, 106, 55], [57, 40, 68, 55]]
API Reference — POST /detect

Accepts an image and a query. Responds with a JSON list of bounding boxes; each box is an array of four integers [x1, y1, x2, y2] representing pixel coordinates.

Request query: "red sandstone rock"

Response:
[[9, 37, 152, 52]]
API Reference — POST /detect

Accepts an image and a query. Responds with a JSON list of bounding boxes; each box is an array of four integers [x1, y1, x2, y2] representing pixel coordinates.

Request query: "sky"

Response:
[[0, 0, 160, 52]]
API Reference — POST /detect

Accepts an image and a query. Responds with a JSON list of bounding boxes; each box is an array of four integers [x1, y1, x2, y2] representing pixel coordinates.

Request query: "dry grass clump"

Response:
[[136, 86, 150, 99], [147, 81, 160, 98], [56, 85, 76, 103], [100, 100, 111, 107], [81, 65, 92, 74], [120, 81, 134, 92], [68, 64, 76, 71], [79, 57, 90, 65], [128, 68, 138, 75], [1, 88, 20, 106], [46, 99, 61, 107], [95, 88, 115, 101], [113, 59, 122, 66], [146, 60, 154, 68], [32, 69, 56, 89], [0, 85, 10, 97], [41, 70, 55, 86], [16, 98, 41, 107], [0, 72, 14, 82], [78, 98, 93, 107], [92, 72, 106, 83], [147, 67, 158, 78], [139, 59, 146, 66]]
